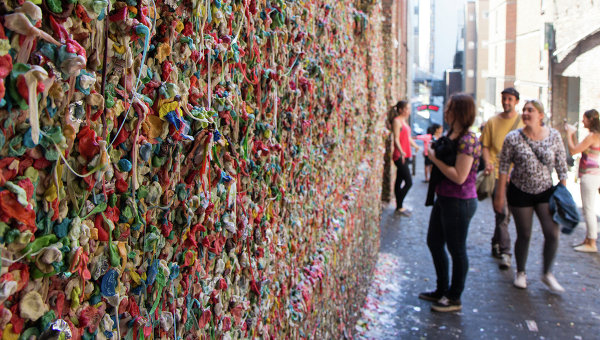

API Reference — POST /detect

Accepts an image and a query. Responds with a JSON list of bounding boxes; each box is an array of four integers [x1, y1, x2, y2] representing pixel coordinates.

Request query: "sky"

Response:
[[417, 0, 466, 78]]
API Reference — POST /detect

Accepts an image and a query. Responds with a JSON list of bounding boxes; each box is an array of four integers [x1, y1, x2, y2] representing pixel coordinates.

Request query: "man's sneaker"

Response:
[[542, 273, 565, 293], [418, 290, 444, 302], [491, 244, 501, 259], [498, 254, 511, 270], [431, 296, 462, 312], [513, 271, 527, 289]]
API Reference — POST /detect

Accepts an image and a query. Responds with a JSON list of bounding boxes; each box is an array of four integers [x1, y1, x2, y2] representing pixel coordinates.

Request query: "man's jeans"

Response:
[[491, 180, 512, 255]]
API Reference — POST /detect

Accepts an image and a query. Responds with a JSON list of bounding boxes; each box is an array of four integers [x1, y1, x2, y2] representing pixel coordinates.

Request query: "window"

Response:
[[541, 0, 546, 14], [486, 78, 496, 105]]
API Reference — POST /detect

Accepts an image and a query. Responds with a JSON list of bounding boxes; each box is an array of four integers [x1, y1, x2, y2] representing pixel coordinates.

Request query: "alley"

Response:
[[356, 155, 600, 339]]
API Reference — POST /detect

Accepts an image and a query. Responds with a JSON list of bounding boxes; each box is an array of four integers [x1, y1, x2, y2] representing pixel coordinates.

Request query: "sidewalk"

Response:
[[355, 153, 600, 339]]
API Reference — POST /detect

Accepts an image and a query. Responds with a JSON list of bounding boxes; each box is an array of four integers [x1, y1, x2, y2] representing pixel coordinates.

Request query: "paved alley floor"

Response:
[[355, 158, 600, 340]]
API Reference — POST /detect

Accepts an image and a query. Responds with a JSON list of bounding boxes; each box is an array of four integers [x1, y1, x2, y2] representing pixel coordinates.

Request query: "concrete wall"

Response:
[[562, 47, 600, 117], [487, 0, 509, 114], [552, 1, 600, 125], [514, 0, 551, 108], [475, 0, 491, 119]]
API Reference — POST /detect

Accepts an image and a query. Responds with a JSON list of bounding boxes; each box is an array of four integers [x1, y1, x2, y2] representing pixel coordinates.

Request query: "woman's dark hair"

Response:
[[584, 109, 600, 133], [427, 123, 442, 135], [388, 100, 409, 126], [445, 93, 475, 137], [394, 100, 409, 113]]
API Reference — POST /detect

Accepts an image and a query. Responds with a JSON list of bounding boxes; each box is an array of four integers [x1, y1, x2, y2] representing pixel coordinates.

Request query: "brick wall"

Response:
[[380, 0, 409, 203]]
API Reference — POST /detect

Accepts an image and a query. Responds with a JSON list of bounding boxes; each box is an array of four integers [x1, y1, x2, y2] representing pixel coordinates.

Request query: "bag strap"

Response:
[[518, 129, 551, 172], [509, 115, 521, 131]]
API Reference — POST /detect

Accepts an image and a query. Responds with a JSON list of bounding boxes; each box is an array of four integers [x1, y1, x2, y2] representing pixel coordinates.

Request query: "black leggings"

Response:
[[394, 158, 412, 210], [508, 184, 559, 274]]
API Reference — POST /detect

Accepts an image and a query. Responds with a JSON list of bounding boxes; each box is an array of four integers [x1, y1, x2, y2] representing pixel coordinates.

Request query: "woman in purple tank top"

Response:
[[418, 93, 481, 312]]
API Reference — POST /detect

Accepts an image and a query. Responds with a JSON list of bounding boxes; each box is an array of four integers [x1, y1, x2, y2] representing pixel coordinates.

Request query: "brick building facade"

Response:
[[381, 0, 411, 202]]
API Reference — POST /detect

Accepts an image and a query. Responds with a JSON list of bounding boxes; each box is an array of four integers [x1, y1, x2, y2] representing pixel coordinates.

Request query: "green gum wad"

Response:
[[109, 193, 118, 207], [24, 234, 58, 255], [105, 84, 116, 108], [79, 0, 110, 14], [104, 216, 121, 267], [4, 229, 20, 244], [152, 155, 167, 168], [44, 148, 59, 162], [143, 231, 159, 252], [8, 63, 30, 110], [137, 186, 149, 199], [39, 310, 57, 331], [8, 136, 27, 157], [24, 167, 40, 183], [19, 327, 41, 340], [0, 222, 9, 240], [121, 204, 133, 221], [83, 202, 107, 219], [110, 148, 123, 164]]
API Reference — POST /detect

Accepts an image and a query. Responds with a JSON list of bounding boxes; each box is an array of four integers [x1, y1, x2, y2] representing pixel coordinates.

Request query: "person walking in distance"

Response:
[[565, 109, 600, 252], [392, 100, 420, 216], [493, 100, 568, 292], [481, 87, 523, 269]]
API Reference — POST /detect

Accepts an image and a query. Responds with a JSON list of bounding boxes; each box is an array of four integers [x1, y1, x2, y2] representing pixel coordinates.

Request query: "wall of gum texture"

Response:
[[0, 0, 387, 338]]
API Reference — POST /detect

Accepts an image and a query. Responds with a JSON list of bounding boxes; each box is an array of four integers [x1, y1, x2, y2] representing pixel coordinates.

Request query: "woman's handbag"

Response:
[[476, 171, 495, 200]]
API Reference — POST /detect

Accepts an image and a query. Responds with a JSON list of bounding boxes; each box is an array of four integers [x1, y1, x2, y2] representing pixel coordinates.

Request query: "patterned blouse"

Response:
[[499, 128, 568, 194], [436, 131, 482, 199]]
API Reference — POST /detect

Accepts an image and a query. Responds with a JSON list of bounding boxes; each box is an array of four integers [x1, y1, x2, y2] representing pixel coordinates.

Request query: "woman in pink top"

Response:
[[392, 100, 420, 216], [565, 109, 600, 252]]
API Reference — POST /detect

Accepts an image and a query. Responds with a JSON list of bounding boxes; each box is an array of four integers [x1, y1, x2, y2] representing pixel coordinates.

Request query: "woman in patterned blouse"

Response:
[[493, 100, 568, 292], [419, 93, 481, 312]]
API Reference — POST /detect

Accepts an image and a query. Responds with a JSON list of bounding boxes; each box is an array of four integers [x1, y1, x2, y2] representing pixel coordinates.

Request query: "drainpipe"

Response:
[[546, 22, 556, 126]]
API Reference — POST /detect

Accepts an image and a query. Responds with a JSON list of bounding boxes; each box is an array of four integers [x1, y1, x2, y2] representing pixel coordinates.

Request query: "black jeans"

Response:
[[427, 195, 477, 300], [394, 158, 412, 210]]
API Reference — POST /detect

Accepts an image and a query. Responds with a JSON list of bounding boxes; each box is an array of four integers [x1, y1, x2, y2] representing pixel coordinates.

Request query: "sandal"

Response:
[[574, 244, 598, 253]]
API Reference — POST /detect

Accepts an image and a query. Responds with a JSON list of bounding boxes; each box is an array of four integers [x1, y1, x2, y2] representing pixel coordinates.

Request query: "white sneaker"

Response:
[[513, 271, 527, 289], [542, 273, 565, 293]]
